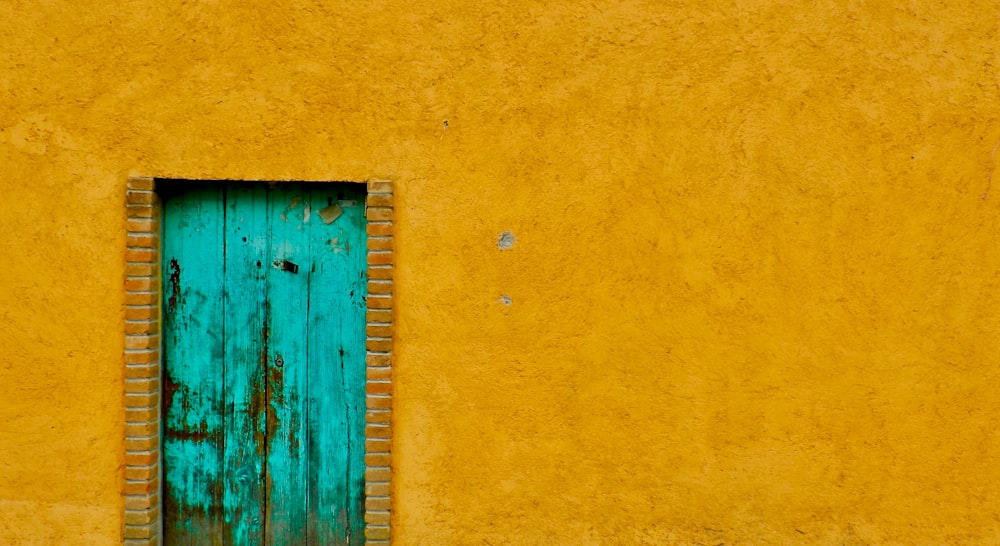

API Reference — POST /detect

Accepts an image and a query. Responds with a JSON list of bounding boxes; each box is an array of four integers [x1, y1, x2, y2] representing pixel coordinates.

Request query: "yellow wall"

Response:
[[3, 1, 1000, 543]]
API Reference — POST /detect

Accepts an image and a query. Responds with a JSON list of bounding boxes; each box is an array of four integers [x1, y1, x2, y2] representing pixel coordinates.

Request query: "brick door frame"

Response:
[[123, 176, 395, 545]]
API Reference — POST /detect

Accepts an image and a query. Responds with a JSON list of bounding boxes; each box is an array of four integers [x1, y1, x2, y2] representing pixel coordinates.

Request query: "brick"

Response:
[[366, 366, 392, 381], [124, 478, 158, 495], [125, 262, 157, 277], [366, 309, 392, 323], [125, 307, 158, 321], [126, 205, 155, 218], [127, 191, 156, 205], [125, 277, 160, 291], [125, 320, 159, 335], [125, 451, 159, 467], [124, 349, 159, 364], [125, 507, 159, 526], [366, 381, 392, 395], [125, 421, 158, 437], [366, 453, 391, 467], [366, 222, 393, 236], [367, 181, 393, 193], [367, 281, 392, 295], [125, 292, 158, 306], [125, 464, 158, 481], [366, 438, 391, 453], [125, 436, 159, 452], [366, 194, 393, 207], [123, 522, 155, 539], [367, 266, 393, 280], [367, 237, 393, 251], [365, 497, 391, 511], [126, 335, 159, 350], [126, 233, 157, 247], [366, 323, 392, 337], [365, 510, 391, 526], [366, 467, 392, 482], [365, 207, 393, 222], [125, 538, 159, 546], [365, 525, 390, 541], [366, 424, 391, 439], [125, 378, 159, 394], [366, 353, 390, 366], [367, 295, 392, 309], [127, 218, 158, 233], [366, 395, 392, 410], [125, 392, 159, 408], [125, 408, 158, 419], [367, 251, 393, 266], [366, 409, 391, 423], [365, 483, 390, 497], [128, 177, 155, 191], [365, 207, 392, 222], [366, 339, 392, 352], [125, 248, 158, 263], [125, 364, 160, 380], [126, 405, 158, 421], [124, 493, 158, 511]]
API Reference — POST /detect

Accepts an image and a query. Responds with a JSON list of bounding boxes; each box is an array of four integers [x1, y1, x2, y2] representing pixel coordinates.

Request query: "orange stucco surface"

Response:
[[3, 1, 1000, 543]]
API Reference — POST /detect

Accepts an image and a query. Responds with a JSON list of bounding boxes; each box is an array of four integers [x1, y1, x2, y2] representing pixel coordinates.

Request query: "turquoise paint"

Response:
[[221, 183, 268, 544], [163, 184, 227, 544], [264, 183, 312, 543], [304, 186, 367, 542], [162, 182, 367, 545]]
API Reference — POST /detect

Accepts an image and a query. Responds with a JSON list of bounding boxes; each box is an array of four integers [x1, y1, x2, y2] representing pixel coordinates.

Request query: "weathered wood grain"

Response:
[[163, 183, 366, 545]]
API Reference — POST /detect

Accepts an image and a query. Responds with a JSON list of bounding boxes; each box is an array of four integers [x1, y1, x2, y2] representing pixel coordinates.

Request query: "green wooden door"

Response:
[[161, 182, 367, 545]]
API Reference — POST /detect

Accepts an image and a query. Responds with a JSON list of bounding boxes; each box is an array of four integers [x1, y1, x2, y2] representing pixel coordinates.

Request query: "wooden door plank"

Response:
[[162, 184, 227, 545], [264, 183, 312, 544], [221, 184, 269, 545], [304, 185, 368, 544]]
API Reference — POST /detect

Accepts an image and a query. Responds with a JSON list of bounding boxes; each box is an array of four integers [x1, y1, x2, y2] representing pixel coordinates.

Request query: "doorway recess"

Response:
[[122, 176, 395, 545]]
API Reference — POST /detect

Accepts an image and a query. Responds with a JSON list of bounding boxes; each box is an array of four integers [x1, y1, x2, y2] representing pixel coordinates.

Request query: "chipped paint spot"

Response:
[[273, 259, 299, 274], [499, 295, 512, 305], [167, 258, 181, 310], [327, 236, 351, 254], [498, 231, 516, 250], [318, 204, 343, 224], [280, 196, 304, 222]]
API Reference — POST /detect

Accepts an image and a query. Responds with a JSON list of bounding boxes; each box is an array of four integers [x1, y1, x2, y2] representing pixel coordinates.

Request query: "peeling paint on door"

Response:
[[161, 182, 367, 545]]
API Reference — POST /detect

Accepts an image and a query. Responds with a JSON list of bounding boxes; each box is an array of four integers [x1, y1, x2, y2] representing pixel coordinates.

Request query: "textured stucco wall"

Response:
[[3, 1, 1000, 544]]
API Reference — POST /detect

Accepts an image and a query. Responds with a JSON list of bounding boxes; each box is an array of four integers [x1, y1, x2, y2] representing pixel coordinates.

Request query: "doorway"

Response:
[[160, 182, 367, 545]]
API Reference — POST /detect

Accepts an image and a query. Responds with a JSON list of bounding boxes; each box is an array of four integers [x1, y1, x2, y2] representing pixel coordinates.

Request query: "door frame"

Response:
[[122, 176, 395, 545]]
